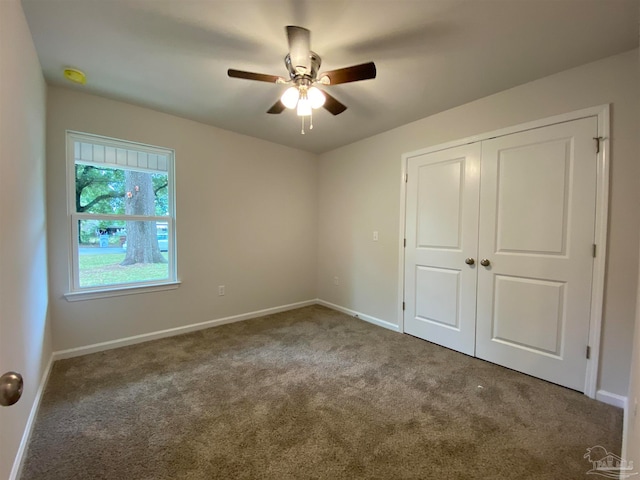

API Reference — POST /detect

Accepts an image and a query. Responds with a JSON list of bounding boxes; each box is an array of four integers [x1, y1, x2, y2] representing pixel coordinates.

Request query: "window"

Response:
[[66, 131, 177, 298]]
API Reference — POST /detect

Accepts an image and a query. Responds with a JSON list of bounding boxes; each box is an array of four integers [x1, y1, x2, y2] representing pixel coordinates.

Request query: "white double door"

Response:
[[404, 117, 597, 391]]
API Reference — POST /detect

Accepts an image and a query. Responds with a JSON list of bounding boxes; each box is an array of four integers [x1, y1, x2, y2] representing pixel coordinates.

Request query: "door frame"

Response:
[[397, 105, 610, 398]]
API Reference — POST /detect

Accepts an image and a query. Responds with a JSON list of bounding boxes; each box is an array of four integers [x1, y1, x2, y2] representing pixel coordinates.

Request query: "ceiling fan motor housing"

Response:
[[285, 52, 322, 82]]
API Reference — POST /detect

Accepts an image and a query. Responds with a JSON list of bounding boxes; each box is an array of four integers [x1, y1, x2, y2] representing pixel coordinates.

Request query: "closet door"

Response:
[[475, 117, 597, 391], [404, 144, 481, 355]]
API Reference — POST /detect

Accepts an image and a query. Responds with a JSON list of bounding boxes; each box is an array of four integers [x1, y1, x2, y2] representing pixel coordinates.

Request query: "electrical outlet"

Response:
[[373, 231, 379, 241], [333, 276, 340, 286], [218, 285, 225, 296]]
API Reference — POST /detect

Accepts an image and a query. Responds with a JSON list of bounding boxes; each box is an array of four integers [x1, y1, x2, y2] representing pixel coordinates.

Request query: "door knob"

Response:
[[464, 258, 475, 265], [0, 372, 23, 407], [480, 258, 491, 267]]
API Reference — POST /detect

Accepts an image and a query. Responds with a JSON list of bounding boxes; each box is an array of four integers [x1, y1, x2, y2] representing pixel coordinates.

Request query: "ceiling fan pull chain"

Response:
[[301, 116, 305, 135], [310, 110, 314, 130]]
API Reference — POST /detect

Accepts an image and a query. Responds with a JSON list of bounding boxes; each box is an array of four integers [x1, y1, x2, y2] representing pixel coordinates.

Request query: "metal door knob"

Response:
[[464, 258, 475, 265], [0, 372, 23, 407], [480, 258, 491, 267]]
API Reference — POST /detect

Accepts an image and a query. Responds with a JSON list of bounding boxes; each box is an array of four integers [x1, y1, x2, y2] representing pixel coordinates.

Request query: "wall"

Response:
[[47, 87, 317, 351], [622, 41, 640, 470], [625, 266, 640, 465], [0, 1, 52, 478], [317, 49, 639, 398]]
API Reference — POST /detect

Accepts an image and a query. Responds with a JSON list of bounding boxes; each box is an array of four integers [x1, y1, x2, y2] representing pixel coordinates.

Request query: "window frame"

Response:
[[65, 131, 178, 300]]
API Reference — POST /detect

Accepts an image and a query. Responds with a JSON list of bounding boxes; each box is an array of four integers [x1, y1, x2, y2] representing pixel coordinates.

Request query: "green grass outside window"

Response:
[[79, 253, 168, 288]]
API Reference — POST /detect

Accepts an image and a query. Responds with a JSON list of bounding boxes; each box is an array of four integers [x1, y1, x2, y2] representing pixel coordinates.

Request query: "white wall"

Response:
[[47, 87, 317, 351], [622, 42, 640, 471], [0, 1, 52, 478], [626, 270, 640, 467], [317, 49, 639, 398]]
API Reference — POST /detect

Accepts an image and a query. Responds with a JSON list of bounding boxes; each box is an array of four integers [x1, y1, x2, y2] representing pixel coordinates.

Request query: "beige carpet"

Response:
[[21, 305, 622, 479]]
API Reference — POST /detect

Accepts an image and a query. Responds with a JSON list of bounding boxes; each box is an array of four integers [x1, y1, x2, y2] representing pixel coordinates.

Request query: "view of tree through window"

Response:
[[68, 132, 176, 292]]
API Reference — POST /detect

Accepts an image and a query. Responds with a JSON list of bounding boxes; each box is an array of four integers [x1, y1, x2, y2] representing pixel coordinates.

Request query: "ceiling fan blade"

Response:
[[322, 91, 347, 115], [267, 100, 286, 114], [227, 69, 282, 83], [319, 62, 377, 85], [286, 26, 311, 74]]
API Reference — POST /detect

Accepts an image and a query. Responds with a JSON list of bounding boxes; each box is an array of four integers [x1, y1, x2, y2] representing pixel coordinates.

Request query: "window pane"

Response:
[[75, 164, 169, 215], [78, 220, 168, 288], [69, 132, 176, 294]]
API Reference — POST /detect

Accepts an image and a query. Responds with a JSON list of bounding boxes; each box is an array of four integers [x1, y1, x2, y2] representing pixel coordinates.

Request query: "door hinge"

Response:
[[586, 345, 591, 359], [404, 173, 408, 183], [593, 136, 603, 154], [404, 238, 406, 248], [402, 301, 405, 311], [592, 244, 597, 258]]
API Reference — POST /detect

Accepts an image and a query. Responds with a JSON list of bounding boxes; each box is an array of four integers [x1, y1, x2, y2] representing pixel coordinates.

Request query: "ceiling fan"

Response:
[[227, 26, 376, 133]]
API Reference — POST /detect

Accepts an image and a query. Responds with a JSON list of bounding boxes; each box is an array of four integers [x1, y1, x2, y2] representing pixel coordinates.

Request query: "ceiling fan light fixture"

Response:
[[281, 87, 299, 109], [296, 96, 312, 117], [307, 87, 326, 109]]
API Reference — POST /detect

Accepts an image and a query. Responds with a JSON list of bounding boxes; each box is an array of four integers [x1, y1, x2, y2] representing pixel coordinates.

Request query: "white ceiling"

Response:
[[22, 0, 639, 154]]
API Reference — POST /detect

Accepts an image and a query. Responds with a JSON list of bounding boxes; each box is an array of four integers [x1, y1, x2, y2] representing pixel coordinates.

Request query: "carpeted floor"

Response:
[[21, 305, 622, 479]]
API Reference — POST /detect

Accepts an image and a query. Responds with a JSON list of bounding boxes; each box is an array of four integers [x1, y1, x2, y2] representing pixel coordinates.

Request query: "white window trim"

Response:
[[64, 281, 182, 302], [66, 131, 178, 299]]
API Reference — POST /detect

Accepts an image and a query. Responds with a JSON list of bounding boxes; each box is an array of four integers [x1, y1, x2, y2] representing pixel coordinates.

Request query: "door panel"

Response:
[[476, 117, 597, 391], [415, 266, 461, 329], [404, 144, 481, 356], [495, 139, 570, 255], [492, 275, 565, 356], [417, 160, 463, 249]]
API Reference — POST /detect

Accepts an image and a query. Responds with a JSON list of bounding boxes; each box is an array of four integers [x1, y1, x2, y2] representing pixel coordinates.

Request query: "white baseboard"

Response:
[[53, 299, 317, 360], [10, 354, 54, 480], [596, 389, 628, 410], [315, 299, 400, 333]]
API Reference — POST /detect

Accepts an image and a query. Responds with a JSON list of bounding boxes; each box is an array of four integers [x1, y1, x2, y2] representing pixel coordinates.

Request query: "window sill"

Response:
[[64, 281, 181, 302]]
